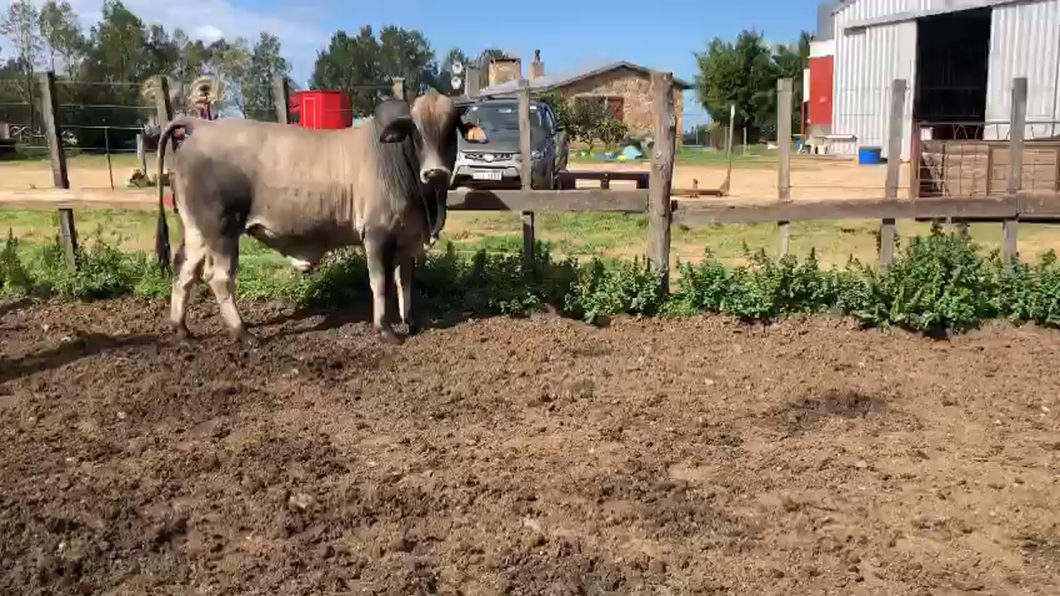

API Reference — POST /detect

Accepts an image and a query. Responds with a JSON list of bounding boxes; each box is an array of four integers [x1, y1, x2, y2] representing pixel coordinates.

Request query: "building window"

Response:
[[605, 97, 624, 122]]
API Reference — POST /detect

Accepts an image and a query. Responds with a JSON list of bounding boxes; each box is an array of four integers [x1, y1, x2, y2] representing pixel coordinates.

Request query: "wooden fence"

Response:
[[4, 70, 1060, 287]]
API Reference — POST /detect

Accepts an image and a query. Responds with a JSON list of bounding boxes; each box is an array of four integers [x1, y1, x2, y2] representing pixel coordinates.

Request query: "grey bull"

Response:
[[153, 94, 488, 346]]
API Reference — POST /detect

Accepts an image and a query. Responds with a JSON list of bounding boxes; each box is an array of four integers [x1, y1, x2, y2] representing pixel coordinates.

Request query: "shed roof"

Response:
[[477, 61, 693, 97]]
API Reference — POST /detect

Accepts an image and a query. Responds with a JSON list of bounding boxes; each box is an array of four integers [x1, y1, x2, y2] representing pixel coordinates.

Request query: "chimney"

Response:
[[488, 57, 522, 87], [529, 49, 545, 80]]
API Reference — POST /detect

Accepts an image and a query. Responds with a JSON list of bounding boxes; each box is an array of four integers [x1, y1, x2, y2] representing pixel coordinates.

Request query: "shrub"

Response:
[[0, 229, 34, 297], [845, 223, 995, 333], [2, 222, 1060, 337]]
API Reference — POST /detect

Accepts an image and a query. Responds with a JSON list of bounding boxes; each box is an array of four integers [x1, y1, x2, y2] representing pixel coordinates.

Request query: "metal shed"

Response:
[[824, 0, 1060, 161]]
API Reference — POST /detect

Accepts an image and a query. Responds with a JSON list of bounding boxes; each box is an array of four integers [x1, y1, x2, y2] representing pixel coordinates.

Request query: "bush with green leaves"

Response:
[[2, 222, 1060, 336]]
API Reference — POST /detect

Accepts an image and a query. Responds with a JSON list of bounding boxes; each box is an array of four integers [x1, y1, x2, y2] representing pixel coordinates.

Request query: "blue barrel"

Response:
[[858, 146, 883, 165]]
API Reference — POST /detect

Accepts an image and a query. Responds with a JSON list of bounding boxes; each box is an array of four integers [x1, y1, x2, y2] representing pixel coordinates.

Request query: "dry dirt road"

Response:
[[2, 298, 1059, 595], [0, 155, 902, 201]]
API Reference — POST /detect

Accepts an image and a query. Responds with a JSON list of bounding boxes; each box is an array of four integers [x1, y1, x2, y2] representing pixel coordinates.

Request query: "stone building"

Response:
[[477, 52, 692, 143]]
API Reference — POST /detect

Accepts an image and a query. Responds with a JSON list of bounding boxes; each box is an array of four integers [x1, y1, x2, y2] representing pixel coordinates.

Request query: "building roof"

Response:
[[478, 61, 694, 97]]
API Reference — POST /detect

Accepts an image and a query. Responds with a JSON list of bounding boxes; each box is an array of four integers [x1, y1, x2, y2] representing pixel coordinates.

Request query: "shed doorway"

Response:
[[913, 7, 992, 140]]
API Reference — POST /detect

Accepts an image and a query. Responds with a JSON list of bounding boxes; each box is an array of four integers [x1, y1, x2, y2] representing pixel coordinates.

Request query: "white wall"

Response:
[[831, 0, 924, 160], [984, 0, 1060, 140]]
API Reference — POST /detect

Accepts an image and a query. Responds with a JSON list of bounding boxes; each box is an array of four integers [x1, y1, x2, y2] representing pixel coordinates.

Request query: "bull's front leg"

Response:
[[395, 255, 420, 337], [364, 231, 403, 345]]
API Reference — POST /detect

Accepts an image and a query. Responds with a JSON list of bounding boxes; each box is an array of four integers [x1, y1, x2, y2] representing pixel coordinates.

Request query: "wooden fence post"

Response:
[[271, 75, 289, 124], [777, 78, 793, 257], [649, 71, 676, 293], [880, 78, 907, 269], [721, 103, 735, 195], [136, 132, 147, 175], [392, 77, 406, 101], [37, 71, 76, 271], [517, 79, 535, 271], [153, 75, 173, 207], [1003, 76, 1027, 269], [153, 75, 173, 131]]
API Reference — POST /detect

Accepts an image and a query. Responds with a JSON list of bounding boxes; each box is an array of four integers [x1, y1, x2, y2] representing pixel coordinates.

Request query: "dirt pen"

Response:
[[4, 74, 1060, 594]]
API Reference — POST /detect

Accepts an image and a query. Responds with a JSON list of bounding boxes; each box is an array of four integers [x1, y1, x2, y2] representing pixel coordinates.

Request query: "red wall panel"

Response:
[[808, 56, 834, 126]]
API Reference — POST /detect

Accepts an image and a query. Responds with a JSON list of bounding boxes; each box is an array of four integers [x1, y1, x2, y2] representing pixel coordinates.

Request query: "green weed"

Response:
[[1, 223, 1059, 336]]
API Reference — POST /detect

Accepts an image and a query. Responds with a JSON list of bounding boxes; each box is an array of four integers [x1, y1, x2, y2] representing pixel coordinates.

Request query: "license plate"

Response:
[[472, 171, 503, 181]]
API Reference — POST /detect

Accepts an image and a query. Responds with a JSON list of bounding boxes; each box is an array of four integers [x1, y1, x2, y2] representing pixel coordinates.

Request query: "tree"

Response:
[[217, 37, 252, 116], [433, 47, 469, 95], [38, 0, 83, 77], [1, 0, 43, 128], [311, 25, 434, 117], [598, 117, 629, 149], [246, 32, 289, 120], [694, 28, 812, 143], [772, 31, 812, 134], [65, 0, 149, 148], [377, 25, 434, 95], [1, 0, 42, 71], [693, 29, 778, 142]]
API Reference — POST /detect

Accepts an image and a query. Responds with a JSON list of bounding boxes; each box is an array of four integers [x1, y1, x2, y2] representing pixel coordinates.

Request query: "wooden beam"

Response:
[[649, 71, 676, 292], [518, 79, 535, 271], [0, 187, 651, 213], [880, 78, 907, 268], [271, 75, 290, 124], [37, 71, 76, 271], [777, 78, 793, 256], [674, 196, 1021, 225], [1004, 77, 1027, 268]]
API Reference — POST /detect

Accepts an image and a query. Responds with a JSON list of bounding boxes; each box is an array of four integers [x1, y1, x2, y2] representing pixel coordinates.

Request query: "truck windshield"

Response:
[[461, 104, 542, 133]]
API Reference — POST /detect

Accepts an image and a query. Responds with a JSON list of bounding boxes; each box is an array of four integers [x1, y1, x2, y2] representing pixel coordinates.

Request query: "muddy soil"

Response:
[[2, 298, 1059, 595]]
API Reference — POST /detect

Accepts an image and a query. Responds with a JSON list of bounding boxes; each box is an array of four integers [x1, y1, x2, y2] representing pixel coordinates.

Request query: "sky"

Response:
[[3, 0, 822, 128]]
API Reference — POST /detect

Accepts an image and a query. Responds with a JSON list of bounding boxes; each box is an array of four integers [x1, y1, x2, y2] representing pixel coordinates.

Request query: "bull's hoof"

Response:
[[234, 329, 262, 349], [379, 328, 405, 345], [406, 322, 422, 337], [171, 322, 196, 343]]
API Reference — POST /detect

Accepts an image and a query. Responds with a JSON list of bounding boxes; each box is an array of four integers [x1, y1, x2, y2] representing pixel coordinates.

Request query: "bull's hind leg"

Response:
[[205, 237, 259, 348], [395, 256, 420, 337], [365, 231, 403, 345], [170, 224, 207, 340]]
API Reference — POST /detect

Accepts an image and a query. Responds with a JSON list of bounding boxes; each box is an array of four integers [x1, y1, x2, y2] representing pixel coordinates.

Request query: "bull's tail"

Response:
[[155, 117, 195, 272]]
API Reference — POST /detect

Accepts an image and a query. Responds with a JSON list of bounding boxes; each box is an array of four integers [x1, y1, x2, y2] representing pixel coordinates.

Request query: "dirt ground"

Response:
[[0, 154, 905, 201], [2, 298, 1060, 595]]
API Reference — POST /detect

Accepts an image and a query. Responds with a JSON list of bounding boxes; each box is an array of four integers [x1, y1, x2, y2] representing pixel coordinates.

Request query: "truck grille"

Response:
[[464, 152, 515, 162]]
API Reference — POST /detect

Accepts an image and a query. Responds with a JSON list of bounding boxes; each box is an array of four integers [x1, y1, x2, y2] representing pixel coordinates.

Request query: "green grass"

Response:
[[567, 145, 778, 169], [5, 210, 1060, 273]]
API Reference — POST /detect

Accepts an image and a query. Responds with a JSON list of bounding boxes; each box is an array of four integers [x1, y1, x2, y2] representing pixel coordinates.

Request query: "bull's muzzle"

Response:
[[420, 167, 451, 184]]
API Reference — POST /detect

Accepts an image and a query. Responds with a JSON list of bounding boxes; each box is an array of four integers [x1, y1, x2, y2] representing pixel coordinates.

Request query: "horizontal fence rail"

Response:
[[0, 70, 1044, 288]]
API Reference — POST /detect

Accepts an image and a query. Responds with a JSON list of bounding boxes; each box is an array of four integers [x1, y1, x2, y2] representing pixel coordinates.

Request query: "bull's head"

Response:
[[375, 94, 487, 241]]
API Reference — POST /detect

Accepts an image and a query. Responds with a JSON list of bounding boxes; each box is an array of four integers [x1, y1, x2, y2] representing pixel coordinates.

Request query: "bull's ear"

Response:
[[460, 120, 488, 143], [379, 116, 414, 143]]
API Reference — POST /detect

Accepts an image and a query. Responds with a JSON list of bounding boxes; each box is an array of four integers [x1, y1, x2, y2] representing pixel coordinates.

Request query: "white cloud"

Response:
[[2, 0, 326, 84], [192, 24, 224, 44]]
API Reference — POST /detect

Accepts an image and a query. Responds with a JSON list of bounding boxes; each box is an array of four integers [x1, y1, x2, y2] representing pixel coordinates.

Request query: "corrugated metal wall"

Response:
[[984, 0, 1060, 140], [831, 0, 936, 160], [831, 0, 1060, 158]]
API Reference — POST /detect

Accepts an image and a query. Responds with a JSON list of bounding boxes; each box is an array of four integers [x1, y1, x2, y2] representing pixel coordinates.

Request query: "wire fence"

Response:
[[0, 76, 410, 191], [914, 119, 1060, 198]]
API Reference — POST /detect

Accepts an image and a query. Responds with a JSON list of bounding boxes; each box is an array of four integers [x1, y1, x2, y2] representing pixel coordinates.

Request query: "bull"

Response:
[[153, 93, 488, 347]]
